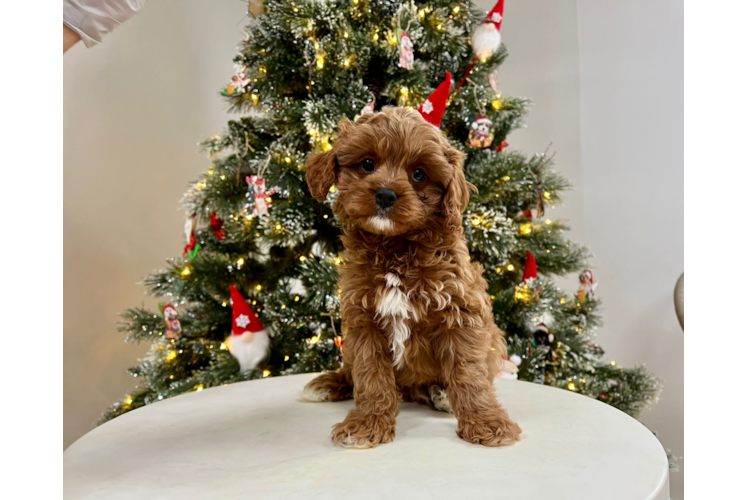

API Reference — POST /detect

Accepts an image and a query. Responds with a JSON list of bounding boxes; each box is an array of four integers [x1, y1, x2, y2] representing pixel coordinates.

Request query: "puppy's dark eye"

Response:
[[412, 169, 427, 183], [361, 159, 375, 173]]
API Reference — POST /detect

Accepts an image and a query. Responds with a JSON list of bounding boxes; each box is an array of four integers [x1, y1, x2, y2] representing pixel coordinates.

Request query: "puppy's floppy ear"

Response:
[[442, 147, 477, 231], [305, 150, 337, 202], [305, 117, 359, 202]]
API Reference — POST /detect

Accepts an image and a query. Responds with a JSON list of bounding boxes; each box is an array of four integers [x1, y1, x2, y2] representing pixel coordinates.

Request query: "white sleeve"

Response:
[[63, 0, 148, 48]]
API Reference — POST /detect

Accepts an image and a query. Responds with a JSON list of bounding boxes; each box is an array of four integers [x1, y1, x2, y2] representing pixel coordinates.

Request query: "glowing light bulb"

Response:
[[285, 156, 291, 163], [507, 264, 515, 271], [610, 360, 616, 366], [453, 6, 460, 13], [329, 185, 336, 192], [373, 33, 379, 41], [560, 298, 566, 304], [263, 370, 271, 377], [236, 258, 244, 268], [400, 86, 409, 96], [221, 301, 227, 307], [255, 284, 262, 291], [125, 397, 133, 405], [299, 256, 306, 262], [343, 31, 349, 39], [309, 128, 316, 136], [220, 175, 226, 180], [166, 350, 177, 361], [294, 295, 300, 302], [220, 343, 227, 350], [316, 58, 324, 69], [568, 383, 576, 391], [544, 191, 552, 199], [418, 9, 425, 18], [284, 355, 290, 361], [196, 385, 204, 392], [181, 267, 191, 276]]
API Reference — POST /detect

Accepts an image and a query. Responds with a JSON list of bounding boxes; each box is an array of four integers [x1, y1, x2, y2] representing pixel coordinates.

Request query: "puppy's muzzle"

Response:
[[375, 188, 398, 209]]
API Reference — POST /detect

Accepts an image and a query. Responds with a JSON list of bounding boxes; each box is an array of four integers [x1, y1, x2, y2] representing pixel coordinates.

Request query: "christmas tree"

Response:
[[101, 0, 659, 423]]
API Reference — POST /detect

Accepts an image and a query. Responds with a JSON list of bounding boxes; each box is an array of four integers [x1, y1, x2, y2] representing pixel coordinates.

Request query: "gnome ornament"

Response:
[[472, 0, 505, 61], [576, 269, 599, 305], [498, 354, 522, 379], [418, 72, 452, 128], [397, 29, 415, 70], [226, 286, 270, 371], [515, 251, 541, 301], [160, 303, 182, 339], [246, 175, 279, 217], [468, 115, 495, 148]]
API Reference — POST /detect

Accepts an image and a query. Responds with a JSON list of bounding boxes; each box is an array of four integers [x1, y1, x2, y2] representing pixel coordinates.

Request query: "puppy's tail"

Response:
[[301, 369, 353, 403]]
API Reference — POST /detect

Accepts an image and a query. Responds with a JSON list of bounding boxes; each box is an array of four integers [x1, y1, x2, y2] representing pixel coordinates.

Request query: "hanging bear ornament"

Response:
[[160, 303, 182, 339], [576, 269, 599, 305], [246, 175, 279, 217], [468, 115, 495, 148], [221, 66, 250, 97], [182, 212, 200, 260], [355, 101, 375, 121], [397, 29, 415, 70]]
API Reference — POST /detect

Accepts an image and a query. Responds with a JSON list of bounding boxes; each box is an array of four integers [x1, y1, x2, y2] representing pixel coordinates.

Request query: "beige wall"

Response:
[[65, 3, 683, 497], [64, 0, 247, 448]]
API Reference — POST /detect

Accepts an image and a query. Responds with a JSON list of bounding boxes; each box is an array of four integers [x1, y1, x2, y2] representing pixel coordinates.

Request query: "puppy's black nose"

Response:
[[375, 188, 398, 209]]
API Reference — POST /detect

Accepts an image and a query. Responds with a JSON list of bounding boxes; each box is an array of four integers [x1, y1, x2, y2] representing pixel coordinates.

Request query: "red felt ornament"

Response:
[[496, 140, 509, 152], [521, 251, 538, 285], [210, 212, 225, 240], [418, 72, 451, 128], [226, 286, 270, 371]]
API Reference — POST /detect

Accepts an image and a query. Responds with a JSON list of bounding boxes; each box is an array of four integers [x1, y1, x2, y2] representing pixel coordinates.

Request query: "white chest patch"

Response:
[[375, 273, 414, 369]]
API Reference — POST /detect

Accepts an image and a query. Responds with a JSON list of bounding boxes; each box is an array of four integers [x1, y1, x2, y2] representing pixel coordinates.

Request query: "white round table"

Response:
[[65, 373, 669, 499]]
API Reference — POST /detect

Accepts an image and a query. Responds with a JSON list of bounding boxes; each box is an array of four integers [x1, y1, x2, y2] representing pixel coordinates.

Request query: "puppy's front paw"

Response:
[[457, 409, 522, 447], [331, 411, 395, 449]]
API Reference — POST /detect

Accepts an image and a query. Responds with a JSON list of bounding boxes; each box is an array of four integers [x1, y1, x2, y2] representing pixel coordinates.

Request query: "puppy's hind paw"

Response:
[[428, 385, 453, 413], [331, 411, 395, 449]]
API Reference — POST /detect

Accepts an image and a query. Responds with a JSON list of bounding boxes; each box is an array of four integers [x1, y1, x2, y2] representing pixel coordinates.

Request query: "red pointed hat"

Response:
[[485, 0, 505, 28], [522, 251, 538, 282], [418, 72, 452, 128], [229, 285, 265, 336]]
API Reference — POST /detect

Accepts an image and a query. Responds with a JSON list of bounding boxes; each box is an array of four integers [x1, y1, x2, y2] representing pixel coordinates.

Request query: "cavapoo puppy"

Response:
[[303, 107, 521, 449]]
